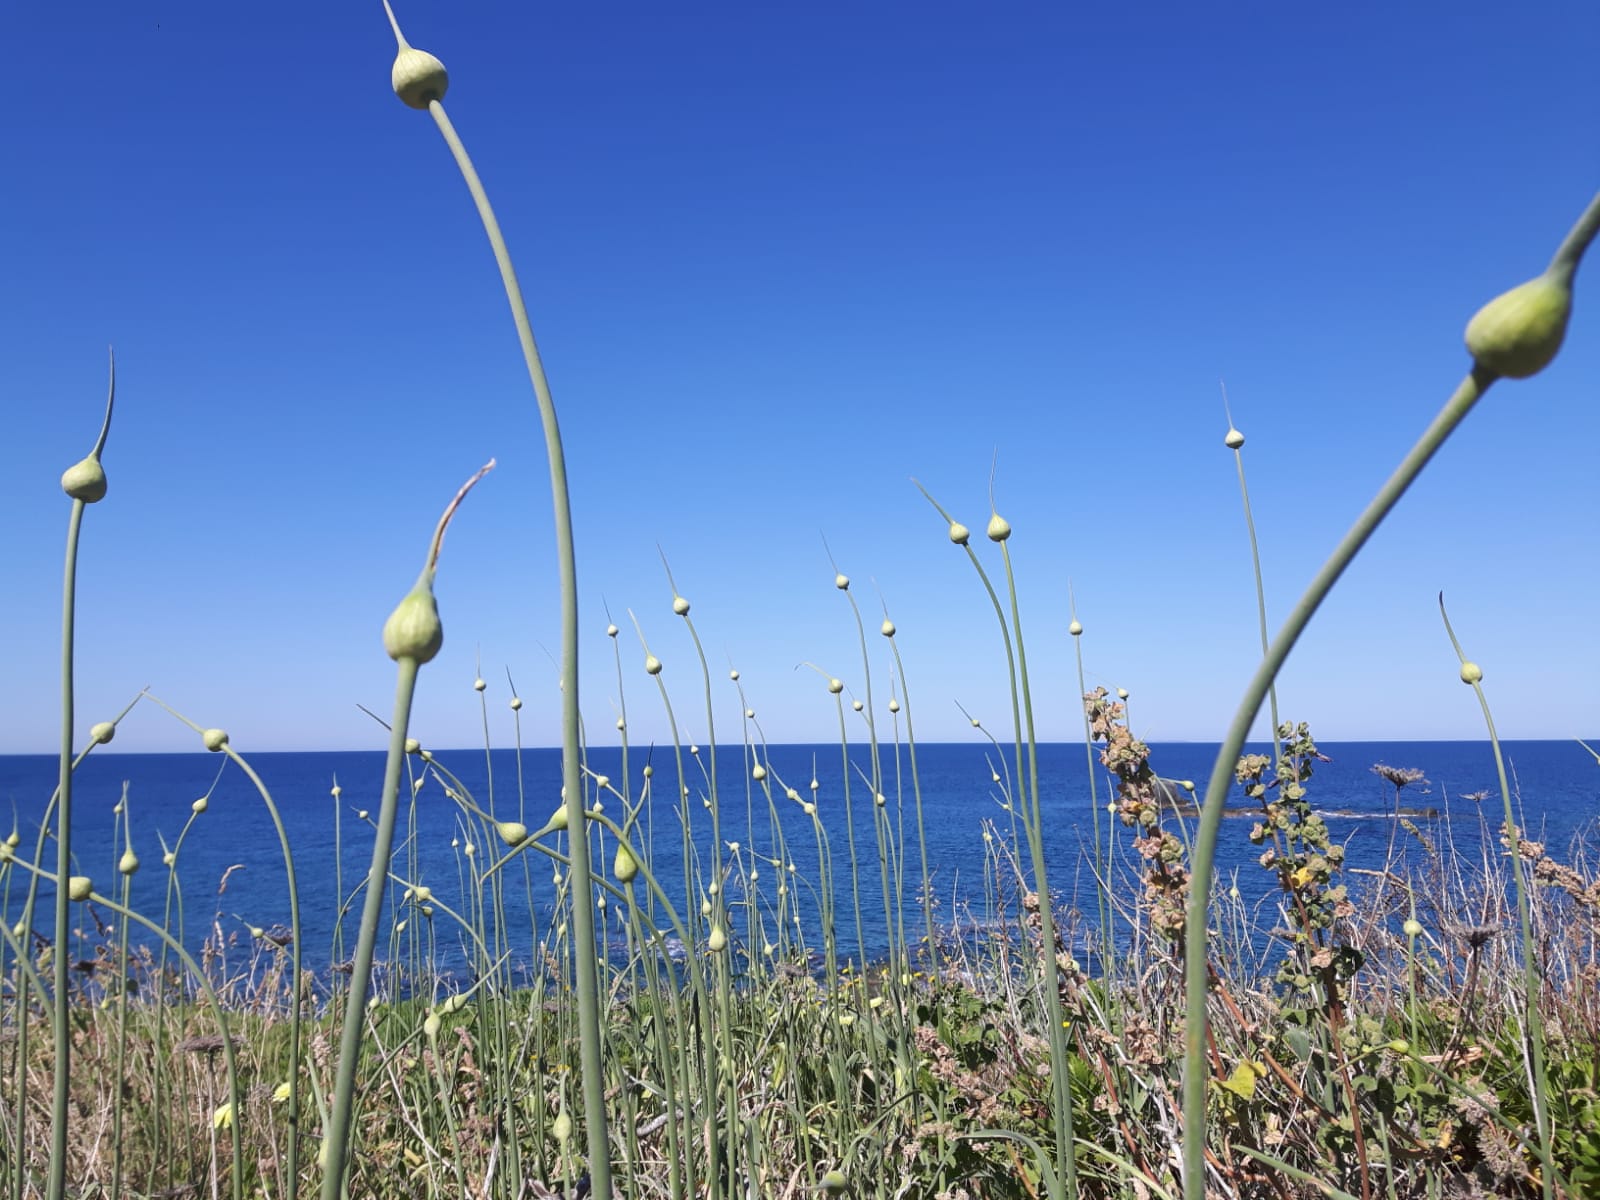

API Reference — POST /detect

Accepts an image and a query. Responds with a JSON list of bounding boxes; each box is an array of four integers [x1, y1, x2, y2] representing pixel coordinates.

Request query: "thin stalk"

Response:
[[1181, 366, 1495, 1200], [321, 657, 420, 1199], [423, 81, 610, 1200]]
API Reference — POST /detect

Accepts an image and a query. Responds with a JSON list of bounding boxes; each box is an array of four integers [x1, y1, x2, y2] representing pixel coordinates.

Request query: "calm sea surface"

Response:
[[2, 740, 1595, 980]]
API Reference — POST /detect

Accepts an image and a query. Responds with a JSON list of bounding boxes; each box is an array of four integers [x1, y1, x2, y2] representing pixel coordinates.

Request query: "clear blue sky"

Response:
[[3, 2, 1596, 755]]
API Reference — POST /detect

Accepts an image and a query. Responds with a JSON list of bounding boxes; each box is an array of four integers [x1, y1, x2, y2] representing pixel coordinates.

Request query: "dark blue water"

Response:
[[1, 740, 1594, 986]]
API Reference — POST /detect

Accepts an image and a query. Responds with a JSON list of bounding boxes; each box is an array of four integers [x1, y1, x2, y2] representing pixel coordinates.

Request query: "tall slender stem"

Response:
[[426, 97, 612, 1199]]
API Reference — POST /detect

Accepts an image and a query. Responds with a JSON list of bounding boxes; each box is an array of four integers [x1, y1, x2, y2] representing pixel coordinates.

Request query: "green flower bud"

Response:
[[819, 1169, 849, 1195], [672, 595, 690, 616], [89, 722, 115, 745], [834, 573, 849, 590], [880, 618, 895, 637], [752, 763, 767, 781], [1224, 428, 1245, 450], [423, 1012, 442, 1040], [707, 924, 727, 953], [391, 45, 448, 109], [496, 821, 528, 847], [1403, 918, 1423, 938], [645, 654, 662, 675], [613, 844, 638, 883], [1460, 661, 1483, 685], [986, 512, 1011, 542], [551, 1109, 572, 1143], [202, 729, 228, 752], [68, 876, 93, 902], [948, 521, 970, 546], [119, 849, 139, 876], [1465, 271, 1572, 379], [1069, 619, 1083, 636], [383, 582, 443, 664], [827, 678, 843, 695], [61, 456, 107, 503]]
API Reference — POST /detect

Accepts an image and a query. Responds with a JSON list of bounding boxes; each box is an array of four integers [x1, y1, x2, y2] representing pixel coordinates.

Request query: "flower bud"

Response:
[[880, 619, 895, 637], [473, 677, 486, 692], [707, 924, 727, 953], [119, 849, 139, 876], [645, 654, 662, 676], [607, 623, 619, 638], [730, 668, 740, 680], [68, 876, 93, 902], [613, 844, 638, 883], [1224, 428, 1245, 450], [888, 698, 900, 713], [61, 456, 107, 503], [383, 582, 443, 664], [852, 700, 863, 712], [89, 722, 115, 745], [496, 821, 528, 847], [423, 1012, 442, 1040], [752, 763, 767, 781], [672, 596, 690, 616], [1459, 662, 1483, 685], [202, 729, 229, 752], [1465, 271, 1572, 379], [552, 1109, 572, 1143], [392, 45, 449, 109], [948, 521, 970, 546], [192, 797, 208, 815], [820, 1169, 849, 1194], [834, 573, 849, 590], [1068, 620, 1083, 637], [986, 512, 1011, 542], [828, 678, 843, 695], [1403, 918, 1423, 938]]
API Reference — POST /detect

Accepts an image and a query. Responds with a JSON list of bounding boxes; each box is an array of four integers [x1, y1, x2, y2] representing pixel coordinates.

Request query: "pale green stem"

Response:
[[1181, 366, 1493, 1200], [321, 657, 420, 1200], [425, 96, 611, 1198], [47, 497, 85, 1200]]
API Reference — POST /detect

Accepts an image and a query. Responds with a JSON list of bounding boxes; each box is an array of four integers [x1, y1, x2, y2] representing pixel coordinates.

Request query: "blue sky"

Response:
[[2, 2, 1597, 755]]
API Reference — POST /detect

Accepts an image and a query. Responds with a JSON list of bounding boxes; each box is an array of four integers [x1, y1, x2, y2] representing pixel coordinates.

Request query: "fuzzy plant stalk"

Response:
[[47, 352, 114, 1200], [320, 462, 489, 1200], [1439, 595, 1555, 1199], [1179, 186, 1600, 1200], [380, 11, 611, 1190]]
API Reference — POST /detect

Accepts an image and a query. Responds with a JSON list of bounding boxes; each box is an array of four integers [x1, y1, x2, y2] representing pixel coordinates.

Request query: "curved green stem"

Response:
[[321, 656, 420, 1200], [1181, 366, 1494, 1200], [425, 95, 611, 1200]]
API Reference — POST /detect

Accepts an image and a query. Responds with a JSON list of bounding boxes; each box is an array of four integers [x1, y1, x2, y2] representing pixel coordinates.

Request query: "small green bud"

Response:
[[89, 722, 115, 745], [119, 849, 139, 876], [827, 678, 843, 695], [383, 582, 443, 664], [888, 698, 900, 713], [548, 803, 569, 831], [202, 728, 228, 752], [707, 924, 727, 953], [1069, 619, 1083, 636], [1403, 918, 1423, 938], [551, 1109, 572, 1143], [405, 737, 422, 755], [1465, 271, 1572, 379], [473, 677, 486, 692], [61, 456, 107, 502], [672, 595, 690, 615], [986, 512, 1011, 542], [192, 796, 209, 814], [1224, 428, 1245, 450], [613, 844, 638, 883], [68, 876, 93, 902], [948, 521, 970, 545], [607, 623, 619, 637], [752, 763, 767, 781], [496, 821, 529, 847], [1460, 661, 1483, 685], [834, 573, 849, 590], [423, 1012, 442, 1040], [1387, 1038, 1410, 1055], [880, 618, 895, 637], [391, 45, 449, 109], [819, 1169, 849, 1194], [645, 654, 662, 675]]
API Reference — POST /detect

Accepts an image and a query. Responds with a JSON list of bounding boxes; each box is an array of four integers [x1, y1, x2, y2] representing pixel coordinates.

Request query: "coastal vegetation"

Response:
[[4, 7, 1599, 1200]]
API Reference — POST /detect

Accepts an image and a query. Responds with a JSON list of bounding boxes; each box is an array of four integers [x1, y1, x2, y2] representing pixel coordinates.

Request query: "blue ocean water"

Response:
[[1, 740, 1595, 982]]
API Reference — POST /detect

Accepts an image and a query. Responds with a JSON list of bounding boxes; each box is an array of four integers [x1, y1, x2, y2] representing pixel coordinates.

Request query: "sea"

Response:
[[1, 740, 1595, 987]]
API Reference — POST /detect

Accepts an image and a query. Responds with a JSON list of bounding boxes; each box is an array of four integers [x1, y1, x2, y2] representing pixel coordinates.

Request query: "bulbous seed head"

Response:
[[707, 924, 727, 952], [383, 584, 444, 664], [61, 456, 107, 502], [68, 876, 93, 902], [613, 844, 638, 883], [1459, 661, 1483, 685], [948, 521, 970, 545], [392, 45, 449, 109], [89, 722, 115, 745], [119, 849, 139, 875], [986, 513, 1012, 542], [645, 654, 663, 675], [1464, 272, 1572, 379], [202, 728, 229, 752], [497, 821, 528, 847], [1403, 918, 1424, 938], [752, 763, 767, 781], [423, 1012, 442, 1040]]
